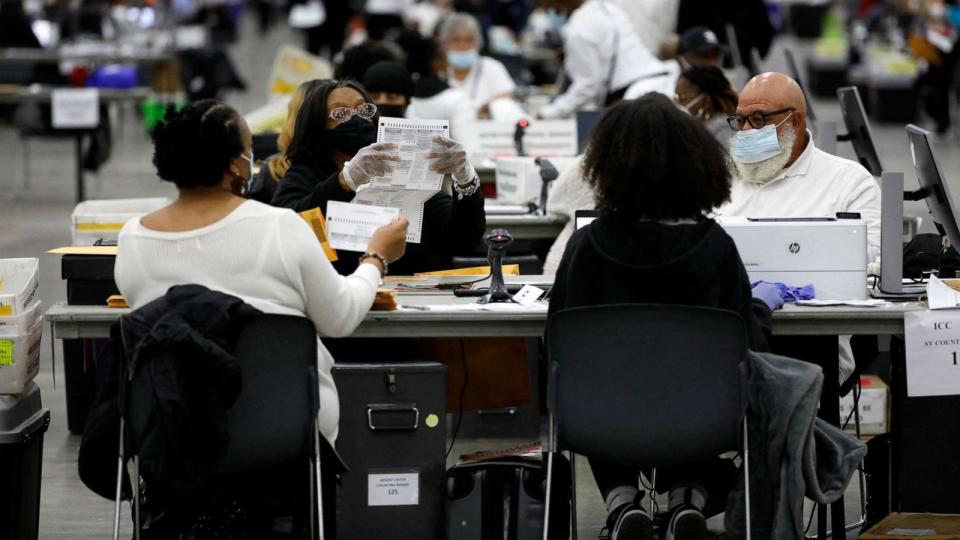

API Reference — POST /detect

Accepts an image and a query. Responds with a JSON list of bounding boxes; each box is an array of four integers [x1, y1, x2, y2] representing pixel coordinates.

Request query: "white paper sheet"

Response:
[[373, 117, 450, 191], [353, 188, 433, 244], [325, 200, 399, 252], [904, 310, 960, 397], [927, 275, 960, 310]]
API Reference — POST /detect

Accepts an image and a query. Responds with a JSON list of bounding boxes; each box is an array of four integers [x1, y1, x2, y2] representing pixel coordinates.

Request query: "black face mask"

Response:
[[376, 104, 407, 119], [321, 116, 377, 156]]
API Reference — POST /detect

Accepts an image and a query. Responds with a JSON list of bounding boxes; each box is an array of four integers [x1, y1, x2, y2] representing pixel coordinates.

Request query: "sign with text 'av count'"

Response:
[[904, 310, 960, 397]]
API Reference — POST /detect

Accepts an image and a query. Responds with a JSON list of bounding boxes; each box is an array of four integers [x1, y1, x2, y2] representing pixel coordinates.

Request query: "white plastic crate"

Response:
[[71, 197, 170, 246], [0, 318, 42, 395], [0, 258, 39, 317], [0, 302, 41, 334]]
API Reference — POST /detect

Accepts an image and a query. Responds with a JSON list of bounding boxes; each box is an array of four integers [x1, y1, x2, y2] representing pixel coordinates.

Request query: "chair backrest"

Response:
[[547, 304, 747, 468], [219, 314, 319, 473]]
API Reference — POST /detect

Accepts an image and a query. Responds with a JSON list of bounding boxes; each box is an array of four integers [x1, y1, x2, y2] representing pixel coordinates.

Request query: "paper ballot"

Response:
[[350, 117, 450, 244], [353, 188, 433, 244], [373, 117, 449, 191], [325, 201, 399, 253]]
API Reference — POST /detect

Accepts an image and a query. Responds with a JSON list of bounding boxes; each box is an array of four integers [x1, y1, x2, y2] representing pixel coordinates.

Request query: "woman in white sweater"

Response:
[[115, 99, 408, 444]]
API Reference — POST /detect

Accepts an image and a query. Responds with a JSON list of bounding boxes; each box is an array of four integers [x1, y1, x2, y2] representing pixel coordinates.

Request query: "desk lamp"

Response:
[[478, 228, 515, 304], [534, 158, 559, 216]]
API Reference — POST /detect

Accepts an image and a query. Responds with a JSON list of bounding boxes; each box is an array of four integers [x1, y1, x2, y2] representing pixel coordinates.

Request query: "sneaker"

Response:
[[664, 505, 706, 540], [606, 502, 654, 540]]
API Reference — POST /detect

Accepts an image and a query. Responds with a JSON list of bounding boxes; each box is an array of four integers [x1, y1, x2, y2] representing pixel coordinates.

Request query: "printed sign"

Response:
[[368, 472, 419, 507], [52, 88, 100, 129], [904, 310, 960, 397]]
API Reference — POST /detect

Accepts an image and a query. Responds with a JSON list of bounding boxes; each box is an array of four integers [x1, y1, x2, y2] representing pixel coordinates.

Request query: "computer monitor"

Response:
[[837, 86, 883, 176], [907, 124, 960, 250], [784, 48, 817, 122], [574, 210, 597, 230], [576, 111, 602, 154]]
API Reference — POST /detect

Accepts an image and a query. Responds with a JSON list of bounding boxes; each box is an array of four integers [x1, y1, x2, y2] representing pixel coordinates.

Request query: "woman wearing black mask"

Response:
[[273, 79, 486, 276]]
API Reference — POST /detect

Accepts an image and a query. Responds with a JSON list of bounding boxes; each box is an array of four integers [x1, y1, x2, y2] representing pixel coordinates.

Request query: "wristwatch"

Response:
[[358, 251, 388, 276]]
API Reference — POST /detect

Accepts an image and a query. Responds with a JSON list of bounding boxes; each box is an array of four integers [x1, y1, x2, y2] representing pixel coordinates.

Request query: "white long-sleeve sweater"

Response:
[[115, 200, 381, 443]]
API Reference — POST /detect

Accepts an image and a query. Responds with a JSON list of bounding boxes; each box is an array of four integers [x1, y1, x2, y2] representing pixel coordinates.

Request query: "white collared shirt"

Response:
[[718, 130, 882, 264]]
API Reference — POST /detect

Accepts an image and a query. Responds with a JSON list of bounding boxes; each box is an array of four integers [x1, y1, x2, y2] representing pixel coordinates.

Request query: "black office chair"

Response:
[[113, 314, 331, 539], [543, 304, 752, 540]]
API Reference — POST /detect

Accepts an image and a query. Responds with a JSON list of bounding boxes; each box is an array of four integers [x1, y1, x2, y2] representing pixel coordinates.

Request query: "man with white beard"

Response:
[[718, 72, 881, 263], [717, 72, 881, 382]]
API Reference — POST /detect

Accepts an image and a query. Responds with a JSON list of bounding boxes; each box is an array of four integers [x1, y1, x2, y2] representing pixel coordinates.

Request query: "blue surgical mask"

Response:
[[546, 8, 567, 29], [447, 49, 479, 70], [733, 113, 793, 164]]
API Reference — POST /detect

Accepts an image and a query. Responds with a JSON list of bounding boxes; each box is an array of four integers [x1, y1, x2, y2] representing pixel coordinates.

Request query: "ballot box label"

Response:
[[904, 310, 960, 397], [368, 472, 419, 506], [52, 88, 100, 129]]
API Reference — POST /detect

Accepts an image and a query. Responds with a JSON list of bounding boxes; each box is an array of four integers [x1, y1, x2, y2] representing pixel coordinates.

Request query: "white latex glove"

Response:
[[426, 135, 476, 185], [342, 142, 400, 191]]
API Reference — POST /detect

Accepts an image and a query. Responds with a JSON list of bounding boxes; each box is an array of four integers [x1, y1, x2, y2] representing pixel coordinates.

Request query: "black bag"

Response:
[[903, 233, 960, 278], [447, 454, 571, 540]]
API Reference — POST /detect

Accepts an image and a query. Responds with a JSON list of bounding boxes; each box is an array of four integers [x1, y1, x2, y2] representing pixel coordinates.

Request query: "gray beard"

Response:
[[730, 124, 797, 185]]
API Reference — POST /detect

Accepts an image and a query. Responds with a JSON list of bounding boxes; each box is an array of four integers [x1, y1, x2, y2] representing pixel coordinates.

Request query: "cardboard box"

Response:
[[861, 513, 960, 539], [838, 375, 889, 436]]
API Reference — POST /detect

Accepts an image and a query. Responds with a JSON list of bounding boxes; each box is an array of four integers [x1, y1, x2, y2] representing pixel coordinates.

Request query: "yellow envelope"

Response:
[[299, 207, 338, 262], [107, 295, 129, 308], [416, 265, 520, 277], [47, 246, 119, 255]]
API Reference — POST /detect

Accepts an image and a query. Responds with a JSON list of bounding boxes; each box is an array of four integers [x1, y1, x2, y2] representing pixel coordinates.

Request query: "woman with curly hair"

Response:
[[546, 94, 779, 540]]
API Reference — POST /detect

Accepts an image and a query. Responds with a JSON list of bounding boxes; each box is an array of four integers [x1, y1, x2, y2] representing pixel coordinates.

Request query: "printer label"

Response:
[[368, 472, 419, 506]]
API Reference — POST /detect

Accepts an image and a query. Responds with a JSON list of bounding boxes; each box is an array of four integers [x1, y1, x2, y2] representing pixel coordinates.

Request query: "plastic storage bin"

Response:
[[0, 308, 43, 395], [71, 197, 169, 246], [0, 258, 40, 318], [0, 382, 51, 540]]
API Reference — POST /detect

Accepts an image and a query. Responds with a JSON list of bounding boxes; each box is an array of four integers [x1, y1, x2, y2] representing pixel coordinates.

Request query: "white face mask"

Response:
[[730, 122, 798, 185], [732, 111, 794, 164], [676, 94, 705, 115]]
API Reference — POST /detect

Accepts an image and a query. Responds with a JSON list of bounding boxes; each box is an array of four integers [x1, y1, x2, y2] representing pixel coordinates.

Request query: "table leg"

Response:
[[75, 133, 85, 203]]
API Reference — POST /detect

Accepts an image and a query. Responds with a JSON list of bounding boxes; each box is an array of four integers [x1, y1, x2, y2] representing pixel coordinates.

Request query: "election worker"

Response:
[[116, 99, 409, 446], [548, 94, 780, 540], [272, 79, 486, 275]]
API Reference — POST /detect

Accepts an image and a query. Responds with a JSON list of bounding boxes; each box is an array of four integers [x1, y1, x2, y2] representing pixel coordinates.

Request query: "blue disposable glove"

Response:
[[752, 282, 785, 311]]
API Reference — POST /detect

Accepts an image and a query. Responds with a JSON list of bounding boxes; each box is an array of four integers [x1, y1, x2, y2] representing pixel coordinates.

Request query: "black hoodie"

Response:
[[548, 217, 771, 351]]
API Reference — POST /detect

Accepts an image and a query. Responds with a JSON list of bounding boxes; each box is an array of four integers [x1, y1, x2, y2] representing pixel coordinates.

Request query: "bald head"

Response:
[[736, 72, 809, 166], [739, 72, 807, 118]]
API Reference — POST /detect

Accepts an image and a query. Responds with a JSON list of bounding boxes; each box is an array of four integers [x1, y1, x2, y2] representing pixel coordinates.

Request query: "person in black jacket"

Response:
[[547, 94, 781, 540], [272, 78, 486, 276]]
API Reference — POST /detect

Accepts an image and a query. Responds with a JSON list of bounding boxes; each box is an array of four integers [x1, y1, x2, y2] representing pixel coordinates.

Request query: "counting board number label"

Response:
[[368, 472, 419, 507], [904, 311, 960, 397], [52, 89, 100, 129]]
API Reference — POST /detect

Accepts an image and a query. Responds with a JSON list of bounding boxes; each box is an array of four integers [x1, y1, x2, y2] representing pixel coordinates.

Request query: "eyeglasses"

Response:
[[328, 103, 378, 123], [726, 107, 796, 131]]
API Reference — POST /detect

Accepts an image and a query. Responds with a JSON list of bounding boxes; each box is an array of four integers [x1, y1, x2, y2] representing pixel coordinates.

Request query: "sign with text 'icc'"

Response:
[[904, 310, 960, 397], [52, 89, 100, 129]]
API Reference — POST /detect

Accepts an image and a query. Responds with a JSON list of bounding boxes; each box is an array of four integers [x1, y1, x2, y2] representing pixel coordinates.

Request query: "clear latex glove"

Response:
[[426, 135, 475, 185], [342, 142, 400, 191]]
